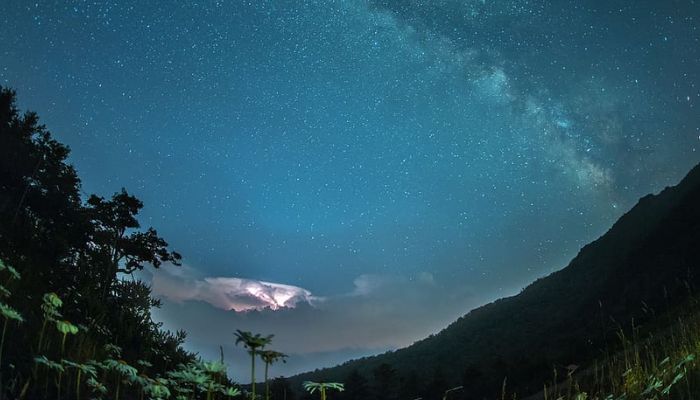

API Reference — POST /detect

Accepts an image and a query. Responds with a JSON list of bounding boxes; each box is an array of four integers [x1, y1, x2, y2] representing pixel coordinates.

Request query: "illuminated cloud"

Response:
[[149, 266, 318, 312], [151, 270, 474, 376]]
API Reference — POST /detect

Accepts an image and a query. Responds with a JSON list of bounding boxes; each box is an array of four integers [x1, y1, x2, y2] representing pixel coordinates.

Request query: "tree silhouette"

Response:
[[342, 369, 369, 400], [235, 330, 274, 400], [85, 189, 182, 298], [0, 87, 86, 292], [302, 381, 345, 400], [372, 363, 397, 400], [423, 366, 447, 400], [270, 377, 295, 400], [0, 86, 194, 399], [397, 371, 423, 400], [259, 350, 288, 400]]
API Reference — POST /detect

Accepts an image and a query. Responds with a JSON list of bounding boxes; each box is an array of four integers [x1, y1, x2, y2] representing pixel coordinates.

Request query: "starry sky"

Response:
[[2, 0, 700, 377]]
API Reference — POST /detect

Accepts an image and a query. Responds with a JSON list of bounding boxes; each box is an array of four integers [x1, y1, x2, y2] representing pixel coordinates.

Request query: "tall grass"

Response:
[[533, 303, 700, 400]]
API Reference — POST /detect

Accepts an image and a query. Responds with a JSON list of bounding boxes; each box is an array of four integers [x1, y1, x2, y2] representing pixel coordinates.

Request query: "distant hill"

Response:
[[291, 163, 700, 400]]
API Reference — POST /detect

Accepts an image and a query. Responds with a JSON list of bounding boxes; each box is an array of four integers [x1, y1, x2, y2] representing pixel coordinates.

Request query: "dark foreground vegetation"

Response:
[[0, 87, 247, 399], [4, 85, 700, 400]]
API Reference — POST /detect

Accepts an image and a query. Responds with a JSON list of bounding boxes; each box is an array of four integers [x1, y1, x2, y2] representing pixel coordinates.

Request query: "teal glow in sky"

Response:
[[2, 0, 699, 376]]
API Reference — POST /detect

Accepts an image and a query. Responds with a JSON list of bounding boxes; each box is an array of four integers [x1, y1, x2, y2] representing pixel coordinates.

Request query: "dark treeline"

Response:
[[293, 362, 486, 400], [293, 363, 460, 400], [0, 87, 239, 398]]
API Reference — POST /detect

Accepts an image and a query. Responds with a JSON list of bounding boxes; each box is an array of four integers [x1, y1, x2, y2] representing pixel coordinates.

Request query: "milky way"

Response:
[[2, 0, 699, 376]]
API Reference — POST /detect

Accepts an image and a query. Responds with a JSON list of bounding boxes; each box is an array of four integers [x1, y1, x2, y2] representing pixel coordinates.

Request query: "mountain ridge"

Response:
[[290, 162, 700, 399]]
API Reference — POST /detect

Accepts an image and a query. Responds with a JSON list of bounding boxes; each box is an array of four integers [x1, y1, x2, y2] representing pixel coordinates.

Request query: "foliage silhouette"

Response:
[[260, 350, 288, 400], [235, 330, 274, 400], [302, 381, 345, 400], [0, 86, 217, 398]]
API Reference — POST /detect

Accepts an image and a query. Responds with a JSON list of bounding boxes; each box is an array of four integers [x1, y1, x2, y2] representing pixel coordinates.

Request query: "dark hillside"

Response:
[[292, 163, 700, 400]]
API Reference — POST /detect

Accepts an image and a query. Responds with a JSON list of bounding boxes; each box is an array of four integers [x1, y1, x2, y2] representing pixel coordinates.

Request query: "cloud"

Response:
[[149, 266, 319, 312], [147, 267, 477, 376], [350, 274, 395, 296], [350, 272, 436, 296]]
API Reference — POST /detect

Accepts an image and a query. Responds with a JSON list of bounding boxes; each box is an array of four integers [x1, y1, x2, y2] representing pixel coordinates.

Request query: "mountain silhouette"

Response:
[[291, 162, 700, 399]]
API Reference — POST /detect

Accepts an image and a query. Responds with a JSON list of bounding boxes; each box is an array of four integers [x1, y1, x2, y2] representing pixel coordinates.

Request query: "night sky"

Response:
[[2, 0, 700, 377]]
